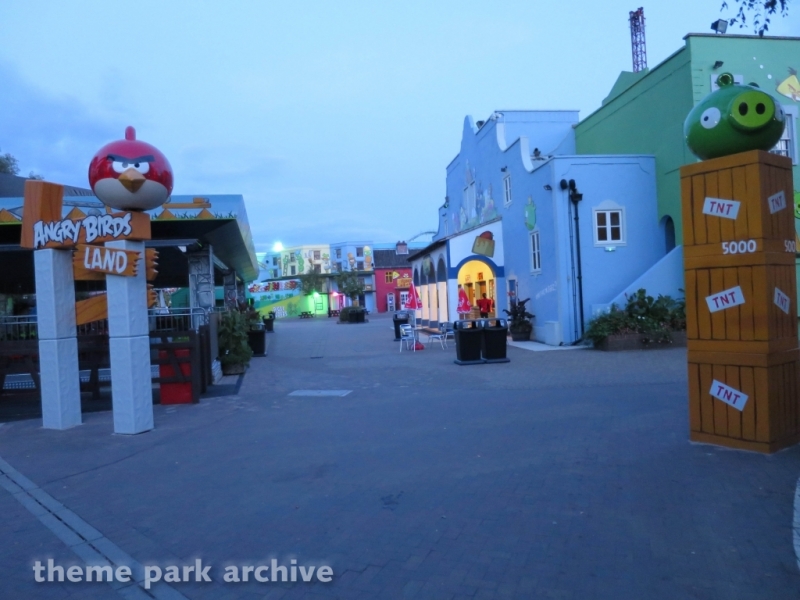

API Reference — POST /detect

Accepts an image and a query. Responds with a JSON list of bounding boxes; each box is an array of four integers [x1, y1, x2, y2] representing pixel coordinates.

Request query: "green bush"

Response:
[[218, 310, 253, 367], [584, 288, 686, 345]]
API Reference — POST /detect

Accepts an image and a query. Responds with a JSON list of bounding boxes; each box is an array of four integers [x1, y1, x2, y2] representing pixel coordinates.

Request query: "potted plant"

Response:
[[503, 297, 534, 341], [218, 310, 253, 374]]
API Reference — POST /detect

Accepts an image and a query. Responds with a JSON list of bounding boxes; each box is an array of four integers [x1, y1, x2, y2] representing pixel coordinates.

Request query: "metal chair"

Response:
[[399, 324, 416, 352], [426, 324, 448, 349], [442, 323, 455, 346]]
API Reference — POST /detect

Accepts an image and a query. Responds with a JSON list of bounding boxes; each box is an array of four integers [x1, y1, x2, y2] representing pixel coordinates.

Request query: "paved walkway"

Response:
[[1, 313, 799, 599]]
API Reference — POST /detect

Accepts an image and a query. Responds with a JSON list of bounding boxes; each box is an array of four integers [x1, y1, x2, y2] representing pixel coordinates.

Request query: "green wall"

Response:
[[575, 47, 694, 241], [576, 34, 800, 244]]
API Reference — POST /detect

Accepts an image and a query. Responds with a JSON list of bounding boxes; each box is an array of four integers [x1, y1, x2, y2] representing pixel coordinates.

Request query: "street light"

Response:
[[711, 19, 728, 34]]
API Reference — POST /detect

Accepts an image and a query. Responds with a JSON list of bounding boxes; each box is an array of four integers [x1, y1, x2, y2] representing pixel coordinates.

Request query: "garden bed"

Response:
[[595, 330, 686, 351]]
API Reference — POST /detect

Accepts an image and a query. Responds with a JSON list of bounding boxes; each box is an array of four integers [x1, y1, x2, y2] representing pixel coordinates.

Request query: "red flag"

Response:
[[405, 283, 422, 309], [457, 287, 471, 314]]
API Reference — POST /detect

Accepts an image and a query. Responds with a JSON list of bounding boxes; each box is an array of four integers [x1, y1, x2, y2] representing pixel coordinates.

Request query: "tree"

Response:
[[27, 172, 43, 180], [722, 0, 789, 36], [298, 271, 325, 296], [335, 270, 365, 304], [0, 150, 19, 175]]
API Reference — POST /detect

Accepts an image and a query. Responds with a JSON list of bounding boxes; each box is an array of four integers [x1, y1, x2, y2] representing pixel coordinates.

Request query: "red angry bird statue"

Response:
[[88, 126, 173, 211]]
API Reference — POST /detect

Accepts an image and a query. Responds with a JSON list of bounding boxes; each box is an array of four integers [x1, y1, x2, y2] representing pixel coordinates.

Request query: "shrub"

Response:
[[584, 289, 686, 345], [218, 310, 253, 367]]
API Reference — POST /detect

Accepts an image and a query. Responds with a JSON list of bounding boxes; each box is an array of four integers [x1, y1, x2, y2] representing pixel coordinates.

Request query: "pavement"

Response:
[[1, 312, 799, 599]]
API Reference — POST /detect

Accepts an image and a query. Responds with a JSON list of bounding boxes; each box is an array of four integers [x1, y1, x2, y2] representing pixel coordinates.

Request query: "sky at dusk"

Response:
[[1, 1, 799, 250]]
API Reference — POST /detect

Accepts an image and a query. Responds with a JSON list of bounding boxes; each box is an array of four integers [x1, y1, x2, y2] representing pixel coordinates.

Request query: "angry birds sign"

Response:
[[684, 73, 786, 160], [88, 126, 173, 211]]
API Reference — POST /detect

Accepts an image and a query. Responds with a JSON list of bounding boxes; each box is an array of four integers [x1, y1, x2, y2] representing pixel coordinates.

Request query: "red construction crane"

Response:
[[629, 7, 647, 73]]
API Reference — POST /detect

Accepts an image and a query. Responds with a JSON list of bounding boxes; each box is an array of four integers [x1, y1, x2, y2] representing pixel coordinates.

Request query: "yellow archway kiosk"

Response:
[[681, 150, 800, 453]]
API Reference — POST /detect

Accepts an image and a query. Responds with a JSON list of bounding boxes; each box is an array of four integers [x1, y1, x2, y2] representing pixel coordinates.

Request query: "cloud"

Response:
[[0, 62, 121, 188]]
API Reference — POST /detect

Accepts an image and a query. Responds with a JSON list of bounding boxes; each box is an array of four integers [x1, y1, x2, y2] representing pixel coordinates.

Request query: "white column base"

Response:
[[39, 338, 82, 430], [109, 335, 153, 435]]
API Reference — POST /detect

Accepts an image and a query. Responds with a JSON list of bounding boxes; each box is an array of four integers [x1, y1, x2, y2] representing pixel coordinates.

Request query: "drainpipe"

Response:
[[560, 179, 585, 340]]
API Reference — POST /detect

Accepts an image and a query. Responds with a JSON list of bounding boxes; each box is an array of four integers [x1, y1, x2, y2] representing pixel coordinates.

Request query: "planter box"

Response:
[[509, 330, 531, 342], [222, 363, 247, 375], [596, 330, 687, 351]]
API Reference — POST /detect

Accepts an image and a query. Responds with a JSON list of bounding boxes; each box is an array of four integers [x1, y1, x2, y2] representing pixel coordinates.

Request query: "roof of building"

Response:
[[0, 173, 94, 197], [373, 248, 413, 268]]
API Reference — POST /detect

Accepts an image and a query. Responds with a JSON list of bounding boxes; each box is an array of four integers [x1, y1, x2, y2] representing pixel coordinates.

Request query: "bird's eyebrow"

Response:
[[106, 154, 155, 163]]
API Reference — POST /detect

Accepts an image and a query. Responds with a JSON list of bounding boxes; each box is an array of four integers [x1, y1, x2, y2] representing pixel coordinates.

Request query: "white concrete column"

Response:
[[35, 249, 81, 430], [106, 240, 153, 435], [437, 281, 448, 325]]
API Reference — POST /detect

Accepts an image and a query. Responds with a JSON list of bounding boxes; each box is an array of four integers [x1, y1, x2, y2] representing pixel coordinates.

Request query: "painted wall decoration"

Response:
[[524, 197, 537, 231], [776, 67, 800, 102], [684, 72, 786, 160], [364, 247, 373, 270], [472, 231, 496, 257]]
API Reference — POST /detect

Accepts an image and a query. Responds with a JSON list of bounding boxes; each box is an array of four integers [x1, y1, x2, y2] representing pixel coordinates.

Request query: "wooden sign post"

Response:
[[22, 180, 156, 434], [681, 150, 800, 453]]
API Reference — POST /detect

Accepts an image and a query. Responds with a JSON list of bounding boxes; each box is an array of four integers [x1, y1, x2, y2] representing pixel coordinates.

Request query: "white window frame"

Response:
[[593, 201, 626, 246], [771, 105, 798, 165], [503, 174, 512, 206], [529, 230, 542, 273]]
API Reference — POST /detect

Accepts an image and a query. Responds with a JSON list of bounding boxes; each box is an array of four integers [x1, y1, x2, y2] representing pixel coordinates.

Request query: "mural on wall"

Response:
[[776, 68, 800, 102], [322, 253, 331, 273], [248, 278, 316, 318], [472, 231, 496, 257], [364, 247, 373, 270], [451, 163, 500, 235], [524, 197, 537, 231]]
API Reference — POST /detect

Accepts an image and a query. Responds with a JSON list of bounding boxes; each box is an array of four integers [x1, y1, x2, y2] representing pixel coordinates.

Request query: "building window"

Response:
[[594, 208, 625, 245], [357, 261, 364, 270], [290, 265, 296, 275], [335, 248, 341, 259], [529, 231, 541, 273], [395, 242, 408, 254], [272, 257, 279, 266], [337, 261, 343, 272], [313, 250, 321, 260], [290, 254, 296, 263], [356, 247, 364, 257], [771, 106, 798, 165], [503, 175, 512, 206], [313, 264, 321, 274], [385, 272, 394, 283]]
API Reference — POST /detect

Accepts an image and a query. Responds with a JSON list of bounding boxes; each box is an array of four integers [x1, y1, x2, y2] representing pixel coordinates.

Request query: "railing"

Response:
[[148, 307, 209, 332], [0, 316, 37, 341]]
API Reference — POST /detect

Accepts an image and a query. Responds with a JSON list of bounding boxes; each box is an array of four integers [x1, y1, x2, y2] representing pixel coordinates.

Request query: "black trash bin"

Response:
[[481, 318, 510, 363], [392, 312, 409, 341], [263, 316, 274, 332], [454, 320, 485, 365], [355, 309, 366, 323]]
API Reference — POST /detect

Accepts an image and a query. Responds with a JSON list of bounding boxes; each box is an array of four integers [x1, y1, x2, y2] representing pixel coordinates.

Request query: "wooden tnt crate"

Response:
[[681, 150, 794, 247], [684, 263, 797, 351], [680, 150, 800, 453], [688, 349, 800, 453]]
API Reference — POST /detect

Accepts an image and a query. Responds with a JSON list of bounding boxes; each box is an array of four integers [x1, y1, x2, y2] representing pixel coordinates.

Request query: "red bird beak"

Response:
[[118, 168, 146, 193]]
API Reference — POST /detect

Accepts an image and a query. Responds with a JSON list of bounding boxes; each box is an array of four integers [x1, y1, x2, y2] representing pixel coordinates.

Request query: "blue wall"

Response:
[[437, 110, 664, 344]]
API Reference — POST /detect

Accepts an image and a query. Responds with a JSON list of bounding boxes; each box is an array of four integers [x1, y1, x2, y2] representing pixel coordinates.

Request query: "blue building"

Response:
[[410, 110, 682, 345]]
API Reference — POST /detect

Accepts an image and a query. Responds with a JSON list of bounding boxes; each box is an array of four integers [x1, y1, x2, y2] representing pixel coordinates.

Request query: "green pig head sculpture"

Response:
[[684, 73, 786, 160]]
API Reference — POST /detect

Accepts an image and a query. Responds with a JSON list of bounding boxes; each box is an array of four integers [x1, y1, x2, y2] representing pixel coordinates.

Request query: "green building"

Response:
[[576, 33, 800, 249]]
